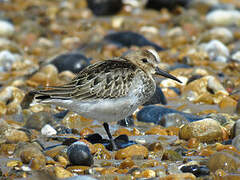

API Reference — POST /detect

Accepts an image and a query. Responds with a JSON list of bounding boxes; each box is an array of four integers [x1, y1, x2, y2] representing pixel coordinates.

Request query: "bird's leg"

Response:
[[103, 122, 118, 151]]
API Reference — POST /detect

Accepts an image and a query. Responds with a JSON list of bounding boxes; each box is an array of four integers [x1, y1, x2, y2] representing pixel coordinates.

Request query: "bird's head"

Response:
[[122, 49, 182, 83]]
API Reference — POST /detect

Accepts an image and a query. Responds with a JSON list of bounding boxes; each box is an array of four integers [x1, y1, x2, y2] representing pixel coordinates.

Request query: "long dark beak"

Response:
[[155, 67, 182, 83]]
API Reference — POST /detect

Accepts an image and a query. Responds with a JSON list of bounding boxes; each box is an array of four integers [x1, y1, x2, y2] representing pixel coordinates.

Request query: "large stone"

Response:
[[115, 144, 148, 160]]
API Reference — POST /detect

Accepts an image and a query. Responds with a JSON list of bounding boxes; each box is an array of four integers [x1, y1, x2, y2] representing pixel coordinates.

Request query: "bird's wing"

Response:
[[35, 59, 137, 101]]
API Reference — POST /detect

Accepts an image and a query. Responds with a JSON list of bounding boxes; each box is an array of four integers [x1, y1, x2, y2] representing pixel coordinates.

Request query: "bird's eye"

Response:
[[141, 58, 148, 63]]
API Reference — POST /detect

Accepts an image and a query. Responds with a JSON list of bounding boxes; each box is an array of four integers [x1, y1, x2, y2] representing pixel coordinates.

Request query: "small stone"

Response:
[[160, 173, 196, 180], [179, 118, 224, 142], [41, 124, 57, 136], [208, 150, 240, 173], [0, 50, 21, 72], [232, 51, 240, 62], [24, 111, 54, 131], [140, 169, 156, 178], [231, 119, 240, 138], [206, 10, 240, 26], [79, 127, 94, 137], [180, 165, 210, 177], [199, 40, 229, 62], [87, 0, 123, 16], [160, 113, 189, 127], [232, 135, 240, 151], [119, 158, 135, 169], [146, 0, 190, 10], [145, 126, 168, 136], [67, 141, 93, 166], [115, 144, 148, 160], [114, 128, 132, 136], [54, 166, 73, 178], [162, 150, 183, 161], [0, 20, 15, 37], [45, 145, 67, 158], [219, 96, 237, 112]]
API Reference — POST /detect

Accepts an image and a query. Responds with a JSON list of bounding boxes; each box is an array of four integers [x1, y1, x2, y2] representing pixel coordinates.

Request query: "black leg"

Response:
[[103, 122, 118, 151]]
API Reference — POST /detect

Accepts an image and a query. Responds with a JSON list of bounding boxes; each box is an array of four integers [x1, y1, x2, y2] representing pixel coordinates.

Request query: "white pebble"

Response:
[[41, 124, 57, 136], [206, 10, 240, 26], [232, 51, 240, 62], [199, 40, 229, 62], [0, 50, 20, 72], [0, 20, 15, 37]]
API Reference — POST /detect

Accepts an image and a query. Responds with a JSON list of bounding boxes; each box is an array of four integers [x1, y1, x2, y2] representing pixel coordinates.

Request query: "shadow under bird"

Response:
[[31, 49, 181, 150]]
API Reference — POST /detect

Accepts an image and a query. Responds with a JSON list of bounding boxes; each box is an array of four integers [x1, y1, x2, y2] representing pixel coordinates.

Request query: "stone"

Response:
[[54, 166, 73, 178], [206, 10, 240, 26], [159, 173, 196, 180], [0, 20, 15, 37], [87, 0, 123, 16], [180, 165, 210, 177], [41, 124, 57, 136], [199, 40, 229, 62], [208, 150, 240, 173], [232, 51, 240, 62], [179, 118, 224, 142], [115, 144, 148, 160], [67, 141, 94, 166], [232, 135, 240, 151], [146, 0, 190, 10], [0, 50, 20, 72]]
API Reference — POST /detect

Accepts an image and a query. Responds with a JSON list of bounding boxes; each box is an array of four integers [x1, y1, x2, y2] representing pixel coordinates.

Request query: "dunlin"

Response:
[[33, 49, 181, 150]]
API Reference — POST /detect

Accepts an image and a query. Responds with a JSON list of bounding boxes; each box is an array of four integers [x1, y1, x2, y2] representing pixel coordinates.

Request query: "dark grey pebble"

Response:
[[104, 31, 164, 51], [67, 141, 93, 166], [137, 105, 205, 125], [180, 165, 210, 177], [87, 0, 123, 16], [146, 0, 190, 10], [144, 86, 167, 105], [50, 52, 91, 73]]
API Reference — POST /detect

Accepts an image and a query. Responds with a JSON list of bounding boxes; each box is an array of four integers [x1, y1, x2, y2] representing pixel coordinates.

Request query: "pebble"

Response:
[[180, 165, 210, 177], [232, 51, 240, 62], [63, 175, 98, 180], [54, 166, 73, 178], [115, 144, 148, 160], [137, 105, 203, 124], [231, 119, 240, 138], [161, 173, 196, 180], [232, 135, 240, 151], [24, 111, 54, 131], [87, 0, 123, 16], [206, 9, 240, 26], [208, 150, 240, 173], [41, 124, 57, 136], [67, 141, 94, 166], [103, 31, 164, 51], [0, 20, 15, 37], [179, 118, 224, 142], [199, 40, 229, 62], [0, 50, 20, 72], [146, 0, 190, 10], [160, 113, 189, 127], [49, 52, 91, 73]]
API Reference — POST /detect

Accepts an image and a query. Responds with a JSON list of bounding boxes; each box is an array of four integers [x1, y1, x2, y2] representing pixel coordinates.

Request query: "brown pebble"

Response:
[[115, 144, 148, 160], [179, 118, 224, 142], [119, 158, 135, 169], [208, 150, 240, 173], [66, 166, 90, 175], [113, 128, 132, 136], [187, 138, 200, 148], [145, 126, 168, 135], [140, 169, 156, 178], [159, 173, 196, 180], [79, 127, 94, 137], [54, 166, 73, 178]]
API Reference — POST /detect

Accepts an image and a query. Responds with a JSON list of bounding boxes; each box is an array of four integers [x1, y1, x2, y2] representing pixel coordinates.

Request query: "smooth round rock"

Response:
[[115, 144, 148, 160], [232, 135, 240, 151], [208, 150, 240, 173], [199, 40, 229, 62], [41, 124, 57, 136], [0, 20, 15, 37], [180, 165, 210, 177], [87, 0, 123, 16], [0, 50, 20, 72], [206, 9, 240, 26], [179, 118, 224, 142], [103, 31, 164, 51], [160, 113, 189, 127], [232, 51, 240, 62], [67, 141, 93, 166], [49, 53, 91, 73]]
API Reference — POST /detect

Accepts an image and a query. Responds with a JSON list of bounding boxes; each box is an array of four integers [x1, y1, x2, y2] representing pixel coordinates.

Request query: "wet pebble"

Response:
[[199, 40, 229, 62], [115, 144, 148, 160], [208, 150, 240, 173], [160, 113, 189, 127], [137, 105, 203, 124], [87, 0, 123, 16], [179, 118, 224, 142], [206, 9, 240, 26], [231, 119, 240, 138], [103, 31, 164, 51], [49, 52, 91, 73], [0, 20, 15, 37], [41, 124, 57, 136], [54, 166, 73, 178], [63, 175, 98, 180], [24, 111, 54, 131], [180, 165, 210, 177], [67, 141, 94, 166]]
